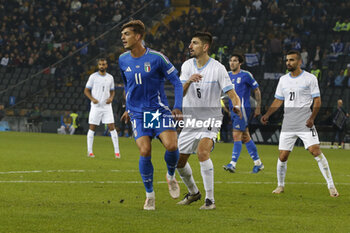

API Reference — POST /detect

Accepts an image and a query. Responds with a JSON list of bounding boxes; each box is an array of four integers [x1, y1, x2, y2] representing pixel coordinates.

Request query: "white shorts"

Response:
[[88, 105, 114, 125], [279, 126, 320, 151], [178, 127, 219, 154]]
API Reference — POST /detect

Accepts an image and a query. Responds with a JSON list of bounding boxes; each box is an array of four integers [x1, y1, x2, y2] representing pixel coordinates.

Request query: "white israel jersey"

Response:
[[85, 72, 115, 107], [180, 58, 233, 120], [274, 70, 320, 131]]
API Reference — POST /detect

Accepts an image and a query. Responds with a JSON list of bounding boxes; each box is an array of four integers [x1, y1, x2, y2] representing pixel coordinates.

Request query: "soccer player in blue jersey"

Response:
[[223, 54, 264, 173], [119, 20, 183, 210]]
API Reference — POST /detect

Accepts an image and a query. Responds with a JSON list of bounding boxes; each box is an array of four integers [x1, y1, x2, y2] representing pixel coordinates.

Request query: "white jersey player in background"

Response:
[[261, 50, 339, 197], [84, 58, 120, 158], [176, 32, 242, 209]]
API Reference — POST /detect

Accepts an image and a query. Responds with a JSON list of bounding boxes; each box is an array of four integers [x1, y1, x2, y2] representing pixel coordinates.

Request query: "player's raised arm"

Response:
[[183, 74, 202, 97]]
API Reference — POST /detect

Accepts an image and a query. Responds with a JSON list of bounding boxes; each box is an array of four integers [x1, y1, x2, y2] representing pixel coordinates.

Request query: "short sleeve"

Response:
[[274, 78, 284, 100], [310, 76, 320, 98], [110, 75, 115, 91], [85, 75, 93, 89], [157, 53, 178, 80], [245, 72, 259, 89], [218, 64, 233, 93], [179, 62, 190, 84]]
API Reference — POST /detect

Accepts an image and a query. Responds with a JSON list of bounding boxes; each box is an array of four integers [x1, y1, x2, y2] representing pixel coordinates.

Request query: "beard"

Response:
[[287, 66, 295, 72], [99, 68, 106, 73]]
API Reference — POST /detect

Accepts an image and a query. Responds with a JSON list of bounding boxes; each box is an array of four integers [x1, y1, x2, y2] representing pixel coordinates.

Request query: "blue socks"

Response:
[[139, 150, 179, 193], [231, 141, 242, 162], [164, 149, 179, 176], [245, 140, 260, 161], [139, 156, 154, 193]]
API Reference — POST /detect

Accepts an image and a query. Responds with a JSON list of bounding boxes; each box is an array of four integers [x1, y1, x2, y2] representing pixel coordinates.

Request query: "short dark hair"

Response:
[[97, 57, 107, 63], [121, 20, 145, 38], [286, 50, 301, 60], [230, 53, 244, 63], [192, 31, 213, 49]]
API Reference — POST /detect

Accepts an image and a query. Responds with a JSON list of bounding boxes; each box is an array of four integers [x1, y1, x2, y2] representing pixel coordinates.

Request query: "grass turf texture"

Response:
[[0, 132, 349, 233]]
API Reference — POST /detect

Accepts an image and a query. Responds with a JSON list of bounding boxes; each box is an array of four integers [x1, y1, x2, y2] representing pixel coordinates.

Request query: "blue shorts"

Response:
[[130, 110, 176, 140], [231, 108, 251, 131]]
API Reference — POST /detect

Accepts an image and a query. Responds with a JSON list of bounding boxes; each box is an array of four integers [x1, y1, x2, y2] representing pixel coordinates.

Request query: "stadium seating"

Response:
[[0, 0, 349, 134]]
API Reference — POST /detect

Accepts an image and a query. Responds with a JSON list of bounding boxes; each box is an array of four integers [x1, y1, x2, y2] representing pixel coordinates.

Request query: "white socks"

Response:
[[87, 129, 94, 153], [254, 159, 262, 166], [110, 129, 120, 154], [276, 154, 335, 189], [200, 159, 214, 202], [146, 191, 155, 199], [230, 161, 237, 167], [315, 153, 335, 189], [177, 163, 199, 195], [277, 159, 287, 187], [87, 129, 120, 155], [166, 172, 175, 181]]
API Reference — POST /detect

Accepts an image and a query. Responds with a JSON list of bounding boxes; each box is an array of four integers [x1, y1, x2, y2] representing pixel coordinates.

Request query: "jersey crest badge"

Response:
[[144, 62, 151, 72], [237, 77, 241, 83]]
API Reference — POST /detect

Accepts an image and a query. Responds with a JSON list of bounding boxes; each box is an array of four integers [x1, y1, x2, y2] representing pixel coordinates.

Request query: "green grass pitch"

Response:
[[0, 132, 349, 233]]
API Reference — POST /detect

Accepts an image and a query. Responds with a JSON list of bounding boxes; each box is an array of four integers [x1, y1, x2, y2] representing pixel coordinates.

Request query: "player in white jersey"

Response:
[[176, 32, 242, 209], [84, 58, 120, 159], [261, 50, 339, 197]]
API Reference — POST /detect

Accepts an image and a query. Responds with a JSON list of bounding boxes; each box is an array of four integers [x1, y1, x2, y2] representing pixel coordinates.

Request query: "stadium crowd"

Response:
[[0, 0, 162, 69], [0, 0, 349, 136], [148, 0, 350, 87]]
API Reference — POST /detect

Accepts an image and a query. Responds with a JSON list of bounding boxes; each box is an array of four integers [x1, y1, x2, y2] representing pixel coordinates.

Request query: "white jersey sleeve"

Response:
[[274, 77, 285, 100], [86, 74, 94, 89], [310, 75, 320, 98], [217, 64, 233, 93], [180, 61, 191, 84], [110, 75, 115, 91]]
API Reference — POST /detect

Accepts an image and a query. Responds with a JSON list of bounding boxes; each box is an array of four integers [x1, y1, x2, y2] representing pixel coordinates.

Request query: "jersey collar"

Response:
[[289, 70, 304, 79], [194, 58, 211, 71]]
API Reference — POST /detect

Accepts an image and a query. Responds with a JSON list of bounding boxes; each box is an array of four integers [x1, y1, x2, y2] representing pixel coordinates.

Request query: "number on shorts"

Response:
[[310, 128, 316, 137]]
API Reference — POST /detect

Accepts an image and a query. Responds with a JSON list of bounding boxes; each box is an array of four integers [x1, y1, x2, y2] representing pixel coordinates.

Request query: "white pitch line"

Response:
[[0, 170, 349, 178], [0, 180, 349, 185], [0, 169, 285, 175]]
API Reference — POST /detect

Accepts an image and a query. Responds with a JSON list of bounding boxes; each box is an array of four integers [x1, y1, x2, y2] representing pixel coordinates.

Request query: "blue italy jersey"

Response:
[[228, 69, 259, 110], [119, 48, 179, 118]]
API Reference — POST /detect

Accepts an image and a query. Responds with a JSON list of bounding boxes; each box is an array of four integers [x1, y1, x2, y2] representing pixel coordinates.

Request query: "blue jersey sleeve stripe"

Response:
[[312, 93, 320, 98], [149, 50, 170, 64], [275, 94, 284, 100], [86, 86, 92, 89], [110, 87, 115, 91], [223, 85, 233, 93], [180, 80, 187, 83]]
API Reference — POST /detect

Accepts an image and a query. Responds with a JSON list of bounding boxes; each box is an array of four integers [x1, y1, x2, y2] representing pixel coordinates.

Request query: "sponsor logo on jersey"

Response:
[[144, 62, 151, 72], [126, 66, 132, 72]]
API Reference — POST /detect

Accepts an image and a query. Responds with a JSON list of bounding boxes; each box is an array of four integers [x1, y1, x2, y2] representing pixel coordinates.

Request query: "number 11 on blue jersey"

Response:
[[135, 73, 142, 84]]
